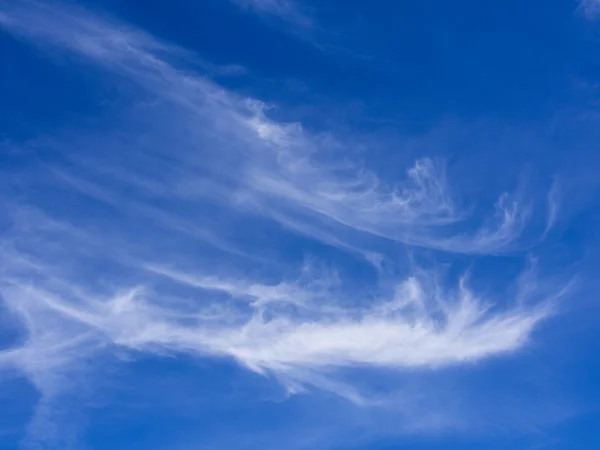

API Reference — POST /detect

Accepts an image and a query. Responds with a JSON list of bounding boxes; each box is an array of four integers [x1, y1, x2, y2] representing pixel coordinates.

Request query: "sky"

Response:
[[1, 0, 600, 449]]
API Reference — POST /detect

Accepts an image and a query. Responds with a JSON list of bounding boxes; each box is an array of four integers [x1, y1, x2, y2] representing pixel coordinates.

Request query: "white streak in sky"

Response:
[[0, 1, 534, 254]]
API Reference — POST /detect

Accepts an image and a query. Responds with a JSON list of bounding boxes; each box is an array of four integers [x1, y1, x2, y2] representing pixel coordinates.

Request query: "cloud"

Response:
[[0, 0, 574, 445], [240, 118, 530, 253], [0, 0, 541, 255], [0, 229, 557, 402], [0, 202, 565, 404]]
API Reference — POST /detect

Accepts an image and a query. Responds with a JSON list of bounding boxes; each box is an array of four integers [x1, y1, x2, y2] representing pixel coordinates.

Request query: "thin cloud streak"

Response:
[[0, 239, 558, 401], [0, 0, 544, 254]]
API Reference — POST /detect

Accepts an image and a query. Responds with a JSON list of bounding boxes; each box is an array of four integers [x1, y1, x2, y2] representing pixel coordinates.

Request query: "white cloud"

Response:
[[0, 204, 564, 404], [0, 1, 573, 443], [0, 243, 557, 402], [0, 1, 540, 254]]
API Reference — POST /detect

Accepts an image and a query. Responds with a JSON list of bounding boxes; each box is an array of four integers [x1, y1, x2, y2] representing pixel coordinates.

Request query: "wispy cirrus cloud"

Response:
[[0, 0, 544, 254], [0, 0, 572, 447], [0, 215, 559, 403]]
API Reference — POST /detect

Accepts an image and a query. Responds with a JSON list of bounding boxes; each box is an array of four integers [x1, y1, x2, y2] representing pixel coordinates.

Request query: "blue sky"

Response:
[[1, 0, 600, 449]]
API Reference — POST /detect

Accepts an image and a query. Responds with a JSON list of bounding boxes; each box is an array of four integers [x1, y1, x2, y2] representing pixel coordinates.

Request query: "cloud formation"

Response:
[[0, 1, 571, 444], [0, 223, 556, 403], [0, 1, 550, 254]]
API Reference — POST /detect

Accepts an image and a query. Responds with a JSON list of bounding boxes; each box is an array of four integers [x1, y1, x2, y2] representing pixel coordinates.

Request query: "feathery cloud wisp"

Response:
[[0, 230, 556, 402], [0, 1, 541, 255]]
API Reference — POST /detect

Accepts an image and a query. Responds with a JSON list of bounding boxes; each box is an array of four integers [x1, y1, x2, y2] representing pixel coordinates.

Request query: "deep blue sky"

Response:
[[1, 1, 600, 449]]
